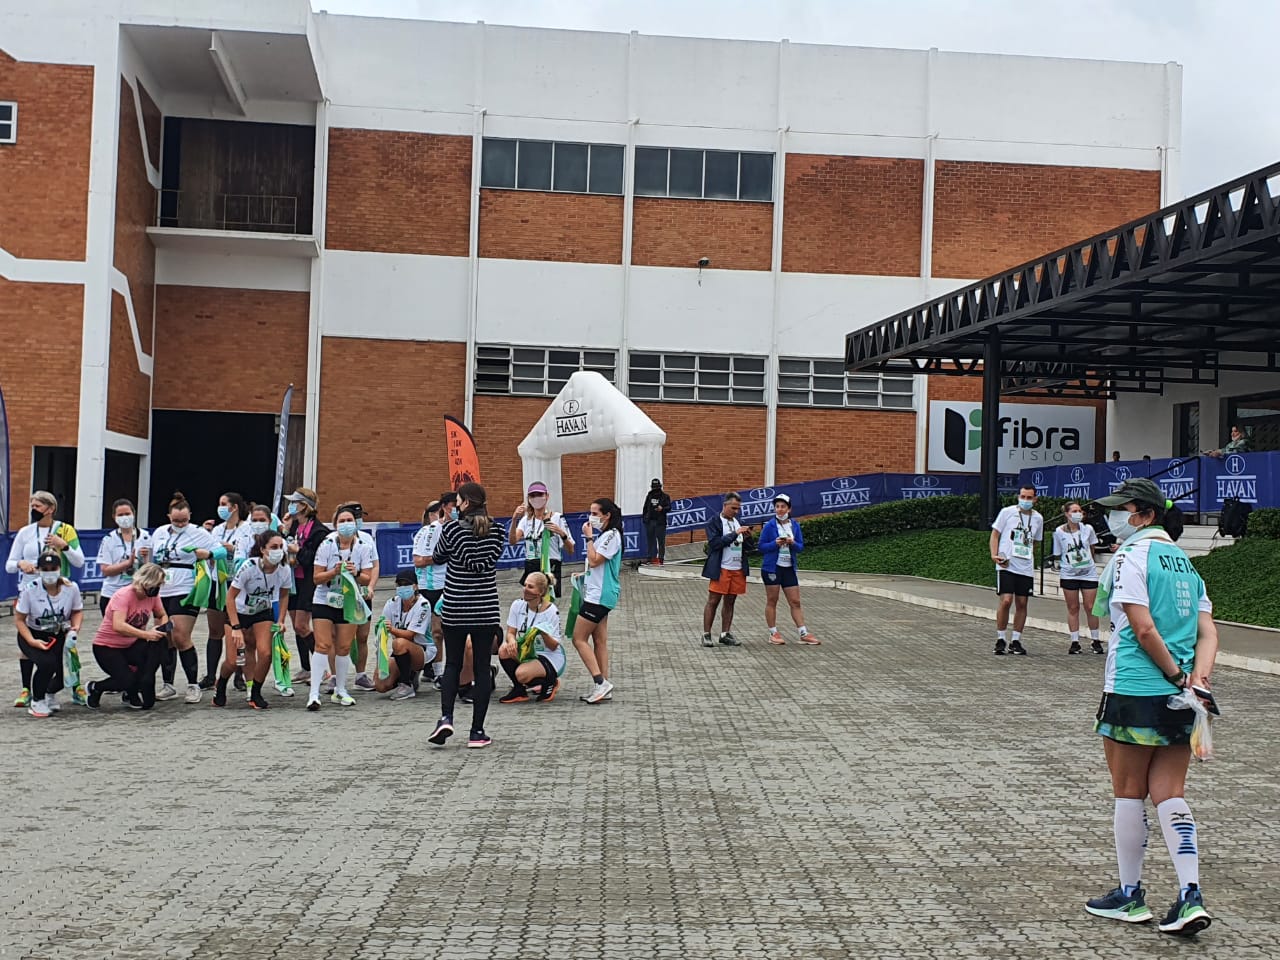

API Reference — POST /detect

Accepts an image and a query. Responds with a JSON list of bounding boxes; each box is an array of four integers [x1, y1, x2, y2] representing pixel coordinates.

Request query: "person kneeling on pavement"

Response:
[[376, 569, 437, 701], [498, 571, 564, 704]]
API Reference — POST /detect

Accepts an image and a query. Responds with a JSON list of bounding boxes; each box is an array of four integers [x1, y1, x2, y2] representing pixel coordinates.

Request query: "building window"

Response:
[[628, 352, 766, 404], [480, 138, 625, 196], [633, 148, 773, 202], [0, 102, 16, 144], [474, 345, 617, 397], [777, 357, 916, 410]]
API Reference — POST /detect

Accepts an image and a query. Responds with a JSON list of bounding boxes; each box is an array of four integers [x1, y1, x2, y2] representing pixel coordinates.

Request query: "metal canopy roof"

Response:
[[845, 161, 1280, 398]]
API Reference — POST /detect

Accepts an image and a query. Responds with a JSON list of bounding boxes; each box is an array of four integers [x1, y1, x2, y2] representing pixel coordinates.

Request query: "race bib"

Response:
[[35, 614, 64, 633], [727, 542, 743, 564], [526, 537, 541, 561], [164, 568, 176, 585], [245, 594, 270, 615], [325, 591, 344, 609], [1011, 540, 1032, 560]]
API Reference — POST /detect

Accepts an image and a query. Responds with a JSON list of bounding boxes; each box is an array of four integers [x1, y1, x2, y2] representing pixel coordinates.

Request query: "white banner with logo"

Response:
[[927, 400, 1096, 473]]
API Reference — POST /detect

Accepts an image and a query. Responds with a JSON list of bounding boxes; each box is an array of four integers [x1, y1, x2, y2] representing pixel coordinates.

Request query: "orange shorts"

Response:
[[709, 568, 747, 596]]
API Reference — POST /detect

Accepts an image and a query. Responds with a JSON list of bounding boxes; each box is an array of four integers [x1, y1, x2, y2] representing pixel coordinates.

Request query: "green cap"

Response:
[[1095, 477, 1165, 508]]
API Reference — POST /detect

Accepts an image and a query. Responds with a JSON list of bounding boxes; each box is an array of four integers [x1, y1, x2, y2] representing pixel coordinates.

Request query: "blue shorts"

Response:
[[762, 565, 799, 589]]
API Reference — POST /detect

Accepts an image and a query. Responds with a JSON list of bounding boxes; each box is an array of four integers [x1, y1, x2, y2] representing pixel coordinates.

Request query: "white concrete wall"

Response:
[[477, 260, 623, 349], [155, 249, 311, 291], [319, 250, 469, 342]]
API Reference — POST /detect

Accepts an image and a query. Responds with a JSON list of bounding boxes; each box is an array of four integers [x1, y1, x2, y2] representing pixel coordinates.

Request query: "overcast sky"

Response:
[[311, 0, 1277, 199]]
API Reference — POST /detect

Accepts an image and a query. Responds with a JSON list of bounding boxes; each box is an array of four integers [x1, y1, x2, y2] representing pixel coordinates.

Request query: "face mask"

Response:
[[170, 518, 188, 528], [40, 571, 60, 586], [116, 515, 135, 530], [1108, 510, 1138, 542], [30, 509, 45, 524], [265, 548, 285, 565], [450, 508, 459, 521], [529, 496, 548, 509], [1018, 499, 1034, 511], [396, 585, 416, 601], [288, 502, 300, 516], [249, 521, 269, 535], [217, 505, 232, 521], [337, 521, 358, 538], [143, 585, 161, 598], [1068, 512, 1083, 524], [590, 515, 603, 531]]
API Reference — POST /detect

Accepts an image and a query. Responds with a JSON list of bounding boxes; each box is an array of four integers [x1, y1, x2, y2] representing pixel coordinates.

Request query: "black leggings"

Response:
[[439, 624, 500, 732], [92, 640, 163, 705], [17, 631, 66, 700]]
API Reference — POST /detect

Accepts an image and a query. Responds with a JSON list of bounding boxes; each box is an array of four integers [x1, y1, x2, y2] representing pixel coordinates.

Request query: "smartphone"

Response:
[[1191, 685, 1221, 716], [157, 621, 174, 635]]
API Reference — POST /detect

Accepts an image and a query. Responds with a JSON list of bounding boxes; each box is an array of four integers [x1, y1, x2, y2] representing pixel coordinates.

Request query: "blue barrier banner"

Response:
[[1203, 452, 1280, 511]]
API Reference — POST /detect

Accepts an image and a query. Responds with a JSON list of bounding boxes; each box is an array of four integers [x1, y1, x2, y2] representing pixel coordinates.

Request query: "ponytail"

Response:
[[456, 482, 491, 538], [1134, 498, 1186, 542]]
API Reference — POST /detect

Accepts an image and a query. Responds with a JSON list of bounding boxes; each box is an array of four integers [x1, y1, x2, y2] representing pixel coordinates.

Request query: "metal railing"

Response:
[[157, 190, 300, 234]]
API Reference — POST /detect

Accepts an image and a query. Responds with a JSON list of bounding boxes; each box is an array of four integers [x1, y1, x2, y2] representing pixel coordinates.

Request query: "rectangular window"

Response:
[[474, 345, 617, 397], [0, 102, 16, 144], [776, 357, 916, 410], [480, 137, 624, 196], [628, 352, 767, 405], [632, 147, 773, 202]]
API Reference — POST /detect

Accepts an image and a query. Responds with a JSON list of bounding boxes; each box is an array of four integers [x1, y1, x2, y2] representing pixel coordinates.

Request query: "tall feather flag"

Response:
[[0, 380, 10, 534], [444, 415, 481, 489], [272, 385, 294, 516]]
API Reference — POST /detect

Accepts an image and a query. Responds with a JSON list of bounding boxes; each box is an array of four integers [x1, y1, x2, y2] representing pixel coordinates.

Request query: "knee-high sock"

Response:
[[162, 645, 177, 684], [499, 657, 520, 685], [309, 657, 324, 703], [392, 652, 413, 686], [1157, 798, 1199, 891], [178, 647, 199, 685], [206, 636, 223, 677], [20, 658, 34, 690], [296, 633, 313, 671], [1113, 799, 1147, 891], [334, 654, 350, 696]]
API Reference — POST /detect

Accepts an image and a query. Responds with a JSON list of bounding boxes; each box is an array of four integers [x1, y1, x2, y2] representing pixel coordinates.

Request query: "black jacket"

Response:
[[642, 489, 672, 524]]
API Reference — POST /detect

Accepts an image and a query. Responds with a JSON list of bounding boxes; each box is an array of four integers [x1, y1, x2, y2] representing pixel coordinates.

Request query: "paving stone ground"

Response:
[[1, 571, 1277, 959]]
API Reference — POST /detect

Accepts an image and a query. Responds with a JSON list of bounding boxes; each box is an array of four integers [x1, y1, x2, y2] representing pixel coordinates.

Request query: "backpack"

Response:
[[1218, 497, 1251, 539], [1082, 502, 1115, 549]]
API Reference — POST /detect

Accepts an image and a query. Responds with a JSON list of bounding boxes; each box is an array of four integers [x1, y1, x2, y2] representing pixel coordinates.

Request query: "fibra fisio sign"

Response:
[[927, 400, 1095, 473]]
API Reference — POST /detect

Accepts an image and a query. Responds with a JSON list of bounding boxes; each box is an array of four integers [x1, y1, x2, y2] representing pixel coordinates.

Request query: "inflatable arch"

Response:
[[517, 371, 666, 515]]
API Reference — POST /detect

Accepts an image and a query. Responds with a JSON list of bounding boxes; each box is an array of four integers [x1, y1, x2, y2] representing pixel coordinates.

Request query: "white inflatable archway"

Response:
[[517, 371, 666, 515]]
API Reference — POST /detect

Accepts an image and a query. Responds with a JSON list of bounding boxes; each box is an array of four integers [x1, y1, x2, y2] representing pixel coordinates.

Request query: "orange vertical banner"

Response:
[[444, 415, 482, 489]]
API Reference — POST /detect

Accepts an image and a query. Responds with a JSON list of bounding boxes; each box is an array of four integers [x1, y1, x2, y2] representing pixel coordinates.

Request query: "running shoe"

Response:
[[306, 698, 320, 712], [250, 690, 271, 711], [321, 675, 336, 695], [536, 679, 560, 703], [46, 692, 61, 713], [798, 633, 821, 646], [212, 685, 227, 708], [1009, 639, 1028, 656], [330, 691, 355, 707], [185, 683, 202, 704], [1068, 641, 1083, 655], [389, 683, 416, 701], [701, 633, 715, 648], [467, 730, 493, 749], [499, 687, 529, 704], [71, 685, 88, 706], [354, 673, 375, 691], [124, 692, 145, 710], [293, 670, 312, 683], [198, 674, 216, 690], [719, 632, 741, 646], [428, 716, 454, 745], [156, 683, 178, 701], [14, 688, 30, 708], [458, 684, 474, 704], [1085, 884, 1153, 923], [994, 639, 1007, 656], [768, 632, 786, 645], [1091, 639, 1106, 654], [579, 690, 614, 702], [585, 679, 615, 704], [231, 672, 245, 692], [27, 698, 51, 719], [86, 681, 102, 710], [279, 686, 295, 698], [1157, 885, 1211, 936]]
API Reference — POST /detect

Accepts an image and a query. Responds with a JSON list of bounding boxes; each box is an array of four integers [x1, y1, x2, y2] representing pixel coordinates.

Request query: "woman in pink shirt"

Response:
[[88, 563, 171, 711]]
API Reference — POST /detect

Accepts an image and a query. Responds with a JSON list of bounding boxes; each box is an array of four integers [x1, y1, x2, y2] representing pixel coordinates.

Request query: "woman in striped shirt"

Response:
[[427, 482, 505, 749]]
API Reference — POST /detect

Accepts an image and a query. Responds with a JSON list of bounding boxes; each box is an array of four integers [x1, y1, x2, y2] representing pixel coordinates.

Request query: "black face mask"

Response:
[[31, 509, 45, 524], [143, 585, 161, 598]]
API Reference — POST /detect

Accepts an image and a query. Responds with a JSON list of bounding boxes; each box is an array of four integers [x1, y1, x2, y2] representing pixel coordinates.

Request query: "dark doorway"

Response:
[[32, 446, 77, 524], [149, 411, 280, 524], [102, 450, 141, 527], [1173, 402, 1200, 458]]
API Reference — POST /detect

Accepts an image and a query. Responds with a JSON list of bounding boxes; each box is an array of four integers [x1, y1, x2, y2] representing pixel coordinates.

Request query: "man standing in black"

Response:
[[642, 478, 672, 565]]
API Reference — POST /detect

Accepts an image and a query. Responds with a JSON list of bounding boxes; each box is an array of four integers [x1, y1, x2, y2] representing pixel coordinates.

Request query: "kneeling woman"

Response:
[[374, 570, 437, 701], [88, 563, 170, 711], [499, 571, 564, 704], [572, 498, 624, 705], [219, 531, 292, 710], [309, 506, 374, 710], [15, 550, 85, 717]]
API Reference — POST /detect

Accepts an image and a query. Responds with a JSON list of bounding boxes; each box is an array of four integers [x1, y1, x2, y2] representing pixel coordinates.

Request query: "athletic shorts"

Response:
[[521, 559, 563, 598], [162, 595, 201, 619], [762, 566, 799, 589], [1058, 577, 1099, 592], [709, 569, 747, 596], [1095, 692, 1194, 746], [288, 579, 314, 612], [536, 654, 562, 681], [578, 602, 612, 625], [996, 571, 1034, 597], [311, 605, 347, 625], [418, 588, 444, 610], [98, 594, 111, 615]]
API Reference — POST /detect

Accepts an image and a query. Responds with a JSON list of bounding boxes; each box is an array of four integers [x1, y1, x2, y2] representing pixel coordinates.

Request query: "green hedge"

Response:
[[1247, 508, 1280, 540], [802, 528, 997, 586], [1192, 539, 1280, 628]]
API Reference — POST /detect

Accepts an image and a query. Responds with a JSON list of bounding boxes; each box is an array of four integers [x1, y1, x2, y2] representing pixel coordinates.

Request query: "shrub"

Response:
[[803, 528, 998, 587], [1193, 539, 1280, 628], [797, 495, 983, 548], [1247, 508, 1280, 540]]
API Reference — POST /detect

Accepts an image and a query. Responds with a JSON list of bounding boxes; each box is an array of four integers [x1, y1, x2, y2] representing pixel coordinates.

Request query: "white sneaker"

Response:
[[155, 683, 178, 701], [184, 683, 202, 704], [585, 679, 615, 704], [330, 691, 355, 706], [388, 683, 416, 701], [279, 686, 295, 698], [46, 691, 61, 713]]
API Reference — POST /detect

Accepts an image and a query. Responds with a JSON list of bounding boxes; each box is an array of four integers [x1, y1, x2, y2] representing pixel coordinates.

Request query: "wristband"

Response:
[[1165, 669, 1185, 686], [230, 624, 243, 632]]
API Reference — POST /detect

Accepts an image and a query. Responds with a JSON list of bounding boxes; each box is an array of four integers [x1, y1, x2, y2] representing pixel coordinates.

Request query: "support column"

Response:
[[980, 331, 1002, 525]]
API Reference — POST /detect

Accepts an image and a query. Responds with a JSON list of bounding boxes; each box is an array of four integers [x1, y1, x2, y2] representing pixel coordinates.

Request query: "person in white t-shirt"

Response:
[[308, 505, 375, 709], [989, 485, 1044, 655], [374, 569, 437, 701], [509, 481, 575, 599], [96, 498, 152, 615], [330, 502, 381, 693], [498, 571, 565, 704], [412, 497, 450, 688], [218, 530, 292, 710], [700, 493, 752, 648], [1053, 501, 1104, 655], [14, 550, 85, 718], [201, 491, 253, 693]]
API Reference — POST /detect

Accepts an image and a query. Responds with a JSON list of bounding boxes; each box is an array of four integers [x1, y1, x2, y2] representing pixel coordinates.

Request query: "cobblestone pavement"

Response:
[[1, 572, 1277, 959]]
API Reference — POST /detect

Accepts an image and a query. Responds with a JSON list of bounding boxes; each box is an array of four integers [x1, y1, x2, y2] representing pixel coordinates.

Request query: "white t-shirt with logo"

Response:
[[16, 580, 83, 633], [312, 535, 375, 608], [381, 595, 436, 655], [507, 598, 566, 674], [412, 522, 448, 591], [991, 506, 1044, 577], [719, 516, 744, 572], [516, 512, 574, 563], [230, 558, 293, 616], [151, 523, 218, 598], [1053, 524, 1100, 581], [96, 528, 153, 598], [581, 528, 623, 607]]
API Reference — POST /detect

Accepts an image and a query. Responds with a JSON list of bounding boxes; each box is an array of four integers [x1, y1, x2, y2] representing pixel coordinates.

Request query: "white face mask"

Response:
[[265, 548, 285, 565], [249, 521, 269, 535], [1108, 510, 1137, 542], [589, 515, 603, 531], [1068, 512, 1083, 524], [41, 571, 60, 586], [1018, 499, 1035, 512], [116, 514, 135, 529]]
